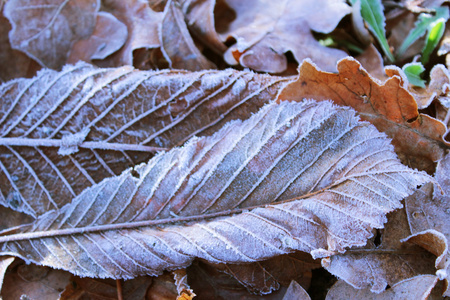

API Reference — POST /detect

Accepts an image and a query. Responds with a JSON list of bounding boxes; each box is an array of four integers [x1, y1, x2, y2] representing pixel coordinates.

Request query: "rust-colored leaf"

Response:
[[278, 57, 450, 172]]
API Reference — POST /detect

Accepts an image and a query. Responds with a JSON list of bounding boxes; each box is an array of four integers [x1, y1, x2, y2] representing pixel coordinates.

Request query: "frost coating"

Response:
[[0, 100, 429, 279]]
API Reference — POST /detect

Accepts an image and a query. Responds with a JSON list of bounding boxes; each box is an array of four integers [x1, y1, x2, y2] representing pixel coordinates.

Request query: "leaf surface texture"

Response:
[[0, 100, 429, 279], [0, 64, 286, 217]]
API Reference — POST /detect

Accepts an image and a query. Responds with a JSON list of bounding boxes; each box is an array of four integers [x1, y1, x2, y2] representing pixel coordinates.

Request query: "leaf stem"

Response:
[[0, 137, 167, 152]]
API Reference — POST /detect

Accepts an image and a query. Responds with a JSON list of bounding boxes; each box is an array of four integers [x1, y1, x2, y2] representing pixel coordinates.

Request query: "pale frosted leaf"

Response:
[[404, 152, 450, 296], [3, 0, 100, 69], [322, 208, 437, 293], [0, 63, 287, 217], [99, 0, 162, 66], [67, 12, 128, 63], [326, 276, 438, 300], [0, 101, 429, 279], [219, 0, 351, 72], [282, 280, 310, 300]]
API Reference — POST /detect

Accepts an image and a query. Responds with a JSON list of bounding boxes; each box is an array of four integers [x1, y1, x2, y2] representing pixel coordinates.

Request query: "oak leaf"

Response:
[[278, 57, 450, 172], [0, 100, 428, 279], [218, 0, 351, 73]]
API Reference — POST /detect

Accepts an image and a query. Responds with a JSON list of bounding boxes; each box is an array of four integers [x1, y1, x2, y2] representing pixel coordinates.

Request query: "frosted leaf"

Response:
[[0, 101, 429, 279]]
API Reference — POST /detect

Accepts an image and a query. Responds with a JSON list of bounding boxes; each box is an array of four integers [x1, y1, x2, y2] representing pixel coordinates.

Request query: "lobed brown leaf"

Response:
[[278, 57, 450, 172]]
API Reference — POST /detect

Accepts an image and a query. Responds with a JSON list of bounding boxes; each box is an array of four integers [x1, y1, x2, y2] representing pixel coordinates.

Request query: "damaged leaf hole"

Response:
[[374, 229, 382, 247]]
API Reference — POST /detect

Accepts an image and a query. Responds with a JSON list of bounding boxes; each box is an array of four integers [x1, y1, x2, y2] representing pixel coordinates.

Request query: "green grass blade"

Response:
[[421, 18, 446, 64], [397, 7, 449, 58], [351, 0, 394, 62]]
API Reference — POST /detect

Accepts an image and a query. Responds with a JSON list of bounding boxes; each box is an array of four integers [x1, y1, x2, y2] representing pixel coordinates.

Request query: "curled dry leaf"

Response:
[[100, 0, 162, 66], [67, 12, 128, 64], [0, 100, 429, 279], [160, 0, 216, 71], [0, 256, 14, 293], [218, 0, 351, 73], [404, 152, 450, 296], [326, 276, 438, 300], [3, 0, 100, 69], [180, 0, 227, 55], [278, 57, 450, 172], [0, 63, 286, 217], [385, 64, 450, 110], [322, 208, 437, 293]]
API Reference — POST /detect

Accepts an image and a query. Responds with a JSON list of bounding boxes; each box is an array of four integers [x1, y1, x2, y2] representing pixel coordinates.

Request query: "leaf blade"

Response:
[[0, 101, 429, 279]]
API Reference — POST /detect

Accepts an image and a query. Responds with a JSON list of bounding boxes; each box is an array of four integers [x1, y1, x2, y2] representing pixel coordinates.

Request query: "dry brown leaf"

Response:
[[384, 64, 450, 110], [60, 275, 152, 300], [404, 152, 450, 296], [180, 0, 227, 55], [218, 0, 351, 73], [100, 0, 162, 66], [67, 12, 128, 64], [160, 0, 216, 71], [186, 260, 288, 299], [0, 64, 287, 217], [206, 251, 319, 295], [388, 12, 425, 61], [0, 12, 40, 82], [146, 272, 179, 300], [278, 57, 450, 172], [356, 45, 387, 81], [3, 0, 100, 69], [322, 208, 437, 293], [1, 259, 71, 299], [0, 256, 14, 294], [0, 99, 429, 279], [326, 275, 438, 300]]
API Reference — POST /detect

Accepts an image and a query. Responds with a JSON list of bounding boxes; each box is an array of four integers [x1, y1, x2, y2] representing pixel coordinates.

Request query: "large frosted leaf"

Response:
[[0, 63, 287, 217], [0, 101, 429, 279]]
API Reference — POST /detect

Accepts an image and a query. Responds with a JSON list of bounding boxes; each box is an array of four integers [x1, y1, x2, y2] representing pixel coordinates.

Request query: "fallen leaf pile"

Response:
[[0, 0, 450, 299]]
